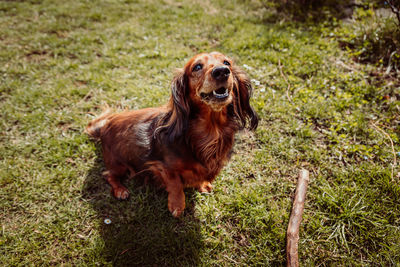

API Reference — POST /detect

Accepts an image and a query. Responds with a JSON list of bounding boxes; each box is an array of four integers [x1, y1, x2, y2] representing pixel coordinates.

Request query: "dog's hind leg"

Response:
[[103, 149, 130, 200], [104, 170, 130, 200]]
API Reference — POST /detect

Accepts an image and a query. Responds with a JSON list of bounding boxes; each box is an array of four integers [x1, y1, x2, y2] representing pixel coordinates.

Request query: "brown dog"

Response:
[[86, 52, 258, 217]]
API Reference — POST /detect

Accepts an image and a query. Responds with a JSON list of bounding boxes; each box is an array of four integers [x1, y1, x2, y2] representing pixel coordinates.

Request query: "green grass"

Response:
[[1, 0, 399, 265]]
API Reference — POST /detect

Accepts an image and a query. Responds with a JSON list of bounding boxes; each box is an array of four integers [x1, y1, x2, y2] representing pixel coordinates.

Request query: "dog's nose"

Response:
[[211, 66, 230, 81]]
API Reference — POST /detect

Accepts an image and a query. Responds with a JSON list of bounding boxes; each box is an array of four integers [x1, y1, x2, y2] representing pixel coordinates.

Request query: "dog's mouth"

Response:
[[200, 87, 230, 101]]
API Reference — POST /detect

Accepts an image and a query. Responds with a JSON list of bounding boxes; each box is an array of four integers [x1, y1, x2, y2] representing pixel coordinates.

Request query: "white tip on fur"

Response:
[[85, 108, 113, 138]]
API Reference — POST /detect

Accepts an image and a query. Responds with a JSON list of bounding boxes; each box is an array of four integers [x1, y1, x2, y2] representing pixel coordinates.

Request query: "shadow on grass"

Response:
[[82, 146, 203, 266]]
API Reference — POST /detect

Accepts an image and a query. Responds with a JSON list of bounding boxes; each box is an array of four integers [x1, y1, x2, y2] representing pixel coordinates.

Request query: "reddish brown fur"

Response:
[[86, 52, 258, 217]]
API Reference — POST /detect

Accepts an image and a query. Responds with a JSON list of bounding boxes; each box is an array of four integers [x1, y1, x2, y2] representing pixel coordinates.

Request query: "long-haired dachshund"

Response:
[[86, 52, 258, 217]]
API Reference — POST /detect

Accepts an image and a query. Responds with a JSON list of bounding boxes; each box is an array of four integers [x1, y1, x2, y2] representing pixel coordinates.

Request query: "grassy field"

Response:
[[1, 0, 399, 265]]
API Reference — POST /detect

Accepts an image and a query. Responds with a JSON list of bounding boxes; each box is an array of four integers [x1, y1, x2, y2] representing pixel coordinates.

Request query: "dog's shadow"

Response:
[[82, 146, 203, 266]]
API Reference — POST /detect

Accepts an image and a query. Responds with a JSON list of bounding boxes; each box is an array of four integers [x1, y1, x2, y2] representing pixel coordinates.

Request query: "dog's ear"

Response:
[[155, 68, 190, 142], [170, 68, 190, 137], [232, 66, 259, 130]]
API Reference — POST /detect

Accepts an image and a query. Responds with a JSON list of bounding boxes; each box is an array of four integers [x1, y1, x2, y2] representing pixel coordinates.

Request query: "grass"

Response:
[[337, 6, 400, 71], [1, 0, 399, 265]]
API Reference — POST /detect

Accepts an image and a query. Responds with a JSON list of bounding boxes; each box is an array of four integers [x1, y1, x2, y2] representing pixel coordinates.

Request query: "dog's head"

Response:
[[157, 52, 258, 141], [185, 52, 235, 111]]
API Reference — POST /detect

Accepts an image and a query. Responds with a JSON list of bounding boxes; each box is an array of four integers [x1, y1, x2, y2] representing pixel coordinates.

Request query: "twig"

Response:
[[386, 0, 400, 26], [120, 248, 130, 255], [385, 50, 398, 75], [278, 59, 293, 104], [370, 121, 397, 181], [287, 169, 310, 267], [335, 60, 358, 72]]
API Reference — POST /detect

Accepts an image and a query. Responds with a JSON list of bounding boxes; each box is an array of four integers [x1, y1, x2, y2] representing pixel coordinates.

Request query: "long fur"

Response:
[[86, 52, 259, 217], [85, 108, 113, 139], [154, 69, 189, 142]]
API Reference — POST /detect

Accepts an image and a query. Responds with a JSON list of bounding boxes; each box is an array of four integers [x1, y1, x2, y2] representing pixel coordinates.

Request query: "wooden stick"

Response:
[[287, 169, 310, 267]]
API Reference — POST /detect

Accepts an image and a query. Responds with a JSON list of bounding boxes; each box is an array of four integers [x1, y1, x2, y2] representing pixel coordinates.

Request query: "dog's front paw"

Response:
[[197, 181, 213, 193], [168, 192, 185, 218], [171, 208, 184, 218], [112, 186, 130, 200], [168, 201, 185, 217]]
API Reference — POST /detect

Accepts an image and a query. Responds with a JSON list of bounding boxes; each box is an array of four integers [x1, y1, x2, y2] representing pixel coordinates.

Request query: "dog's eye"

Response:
[[192, 64, 203, 72], [223, 60, 231, 66]]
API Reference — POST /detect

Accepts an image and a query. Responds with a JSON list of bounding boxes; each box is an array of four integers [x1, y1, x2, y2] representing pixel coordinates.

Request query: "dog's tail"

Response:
[[85, 108, 113, 139]]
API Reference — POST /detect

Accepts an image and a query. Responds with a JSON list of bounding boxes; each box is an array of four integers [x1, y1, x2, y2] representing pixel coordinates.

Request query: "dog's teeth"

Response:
[[213, 89, 228, 98]]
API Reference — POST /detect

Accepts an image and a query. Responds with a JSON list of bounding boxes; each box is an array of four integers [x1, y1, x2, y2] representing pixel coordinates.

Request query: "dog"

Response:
[[86, 52, 258, 217]]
